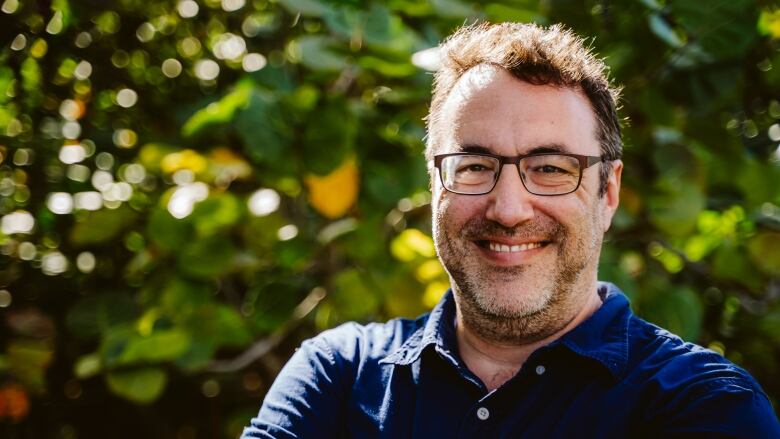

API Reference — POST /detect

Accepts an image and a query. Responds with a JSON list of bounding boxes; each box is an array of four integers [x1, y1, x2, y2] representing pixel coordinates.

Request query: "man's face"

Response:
[[431, 66, 621, 342]]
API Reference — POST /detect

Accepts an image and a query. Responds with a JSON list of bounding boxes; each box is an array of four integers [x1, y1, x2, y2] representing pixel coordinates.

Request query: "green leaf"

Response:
[[278, 0, 333, 17], [747, 232, 780, 276], [106, 367, 167, 404], [671, 0, 758, 60], [431, 0, 475, 18], [484, 3, 540, 23], [189, 304, 251, 348], [648, 181, 706, 237], [74, 353, 102, 379], [182, 81, 253, 137], [20, 57, 42, 108], [66, 293, 139, 340], [330, 269, 379, 320], [648, 13, 684, 48], [302, 100, 356, 175], [7, 341, 54, 393], [191, 193, 244, 237], [117, 329, 191, 364], [177, 234, 238, 278], [641, 287, 703, 342], [234, 89, 290, 165], [147, 207, 194, 253], [295, 35, 349, 72], [70, 206, 138, 247]]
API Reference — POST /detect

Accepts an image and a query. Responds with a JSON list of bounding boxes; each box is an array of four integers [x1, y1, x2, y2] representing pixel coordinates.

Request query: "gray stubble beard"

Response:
[[434, 207, 602, 345]]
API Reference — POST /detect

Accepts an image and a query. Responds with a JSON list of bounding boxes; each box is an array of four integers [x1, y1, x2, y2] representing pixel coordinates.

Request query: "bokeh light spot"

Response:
[[412, 47, 441, 71], [121, 164, 146, 184], [167, 182, 209, 219], [162, 58, 182, 78], [116, 89, 138, 108], [194, 59, 219, 80], [177, 0, 199, 18], [75, 32, 92, 48], [768, 123, 780, 142], [1, 211, 35, 234], [62, 121, 82, 139], [47, 192, 74, 214], [74, 61, 92, 80], [67, 165, 91, 182], [18, 242, 36, 260], [59, 99, 83, 121], [213, 33, 246, 60], [42, 251, 69, 276], [11, 34, 26, 51], [96, 152, 114, 170], [91, 170, 114, 191], [136, 22, 155, 42], [221, 0, 245, 12], [0, 290, 11, 308], [277, 224, 298, 241], [201, 379, 220, 398], [59, 144, 86, 164], [76, 251, 96, 273], [74, 192, 102, 211], [112, 129, 138, 148], [1, 0, 19, 14], [242, 53, 267, 72], [248, 188, 280, 216]]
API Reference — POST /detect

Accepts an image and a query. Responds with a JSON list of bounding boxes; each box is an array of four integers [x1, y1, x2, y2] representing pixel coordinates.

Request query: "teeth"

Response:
[[488, 242, 543, 253]]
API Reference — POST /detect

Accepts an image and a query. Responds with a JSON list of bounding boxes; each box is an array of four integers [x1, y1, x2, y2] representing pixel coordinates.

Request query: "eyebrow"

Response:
[[457, 143, 569, 155]]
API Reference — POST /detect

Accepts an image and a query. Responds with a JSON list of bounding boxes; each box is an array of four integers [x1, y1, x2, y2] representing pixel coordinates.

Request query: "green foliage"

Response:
[[1, 0, 780, 435]]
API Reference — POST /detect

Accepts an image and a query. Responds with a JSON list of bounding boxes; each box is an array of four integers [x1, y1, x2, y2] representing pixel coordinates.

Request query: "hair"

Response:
[[425, 22, 623, 196]]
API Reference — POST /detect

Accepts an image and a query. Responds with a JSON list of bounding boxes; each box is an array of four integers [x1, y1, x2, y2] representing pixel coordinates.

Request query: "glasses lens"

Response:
[[440, 154, 499, 194], [519, 154, 581, 195]]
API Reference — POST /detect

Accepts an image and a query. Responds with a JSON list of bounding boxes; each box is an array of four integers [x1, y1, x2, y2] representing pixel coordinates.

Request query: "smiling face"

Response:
[[431, 65, 622, 344]]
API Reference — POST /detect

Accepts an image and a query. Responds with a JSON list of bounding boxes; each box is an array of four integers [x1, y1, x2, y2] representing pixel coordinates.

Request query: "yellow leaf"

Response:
[[415, 258, 445, 282], [390, 228, 436, 261], [161, 149, 208, 174], [423, 281, 449, 309], [304, 156, 359, 219]]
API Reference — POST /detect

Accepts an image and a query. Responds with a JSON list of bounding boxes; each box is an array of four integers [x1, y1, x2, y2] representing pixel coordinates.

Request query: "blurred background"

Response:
[[1, 0, 779, 437]]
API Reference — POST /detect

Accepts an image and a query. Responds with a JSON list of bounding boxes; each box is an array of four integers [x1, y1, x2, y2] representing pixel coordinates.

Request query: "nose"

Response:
[[485, 164, 535, 227]]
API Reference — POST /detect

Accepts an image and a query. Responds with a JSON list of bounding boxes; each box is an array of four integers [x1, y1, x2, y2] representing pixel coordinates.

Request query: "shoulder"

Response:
[[625, 315, 780, 436], [626, 315, 756, 389], [306, 314, 428, 367]]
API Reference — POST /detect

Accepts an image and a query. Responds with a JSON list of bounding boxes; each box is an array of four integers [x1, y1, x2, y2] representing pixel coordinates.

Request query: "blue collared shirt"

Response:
[[242, 283, 780, 438]]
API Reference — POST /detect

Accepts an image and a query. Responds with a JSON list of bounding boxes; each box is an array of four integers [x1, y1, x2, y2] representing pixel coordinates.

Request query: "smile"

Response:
[[484, 241, 546, 253]]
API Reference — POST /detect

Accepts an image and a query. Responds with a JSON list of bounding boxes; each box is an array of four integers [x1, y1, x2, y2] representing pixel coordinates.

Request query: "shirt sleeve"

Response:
[[650, 377, 780, 438], [240, 336, 349, 439]]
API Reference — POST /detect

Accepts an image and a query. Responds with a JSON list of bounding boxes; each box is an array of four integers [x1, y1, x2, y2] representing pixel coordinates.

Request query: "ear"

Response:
[[601, 160, 623, 232]]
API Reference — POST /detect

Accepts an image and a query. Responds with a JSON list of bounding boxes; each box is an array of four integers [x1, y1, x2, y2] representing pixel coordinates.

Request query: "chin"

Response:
[[460, 276, 556, 319]]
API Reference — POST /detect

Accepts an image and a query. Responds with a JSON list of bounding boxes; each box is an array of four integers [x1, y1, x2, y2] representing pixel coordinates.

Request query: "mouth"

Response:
[[475, 240, 550, 253]]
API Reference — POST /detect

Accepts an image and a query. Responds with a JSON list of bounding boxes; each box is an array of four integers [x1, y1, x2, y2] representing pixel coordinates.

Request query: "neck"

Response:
[[454, 281, 603, 392]]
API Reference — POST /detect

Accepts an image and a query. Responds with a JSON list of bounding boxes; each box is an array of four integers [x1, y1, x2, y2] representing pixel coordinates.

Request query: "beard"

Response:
[[433, 207, 603, 345]]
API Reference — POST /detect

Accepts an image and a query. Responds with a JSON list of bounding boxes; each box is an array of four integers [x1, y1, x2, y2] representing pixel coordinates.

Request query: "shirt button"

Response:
[[535, 365, 546, 375], [476, 407, 490, 420]]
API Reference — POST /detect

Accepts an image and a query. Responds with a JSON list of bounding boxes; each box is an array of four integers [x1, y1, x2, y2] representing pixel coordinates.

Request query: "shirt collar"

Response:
[[380, 282, 632, 380], [379, 289, 457, 366], [554, 282, 631, 380]]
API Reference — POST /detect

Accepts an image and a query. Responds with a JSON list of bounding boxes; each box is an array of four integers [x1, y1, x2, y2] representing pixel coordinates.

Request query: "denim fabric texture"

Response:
[[242, 282, 780, 438]]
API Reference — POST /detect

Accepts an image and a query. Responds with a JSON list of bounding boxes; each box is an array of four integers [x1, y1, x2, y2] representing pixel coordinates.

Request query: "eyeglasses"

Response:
[[433, 152, 604, 196]]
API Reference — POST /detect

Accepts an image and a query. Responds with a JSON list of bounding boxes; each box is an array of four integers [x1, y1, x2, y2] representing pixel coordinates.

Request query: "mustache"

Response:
[[460, 217, 565, 241]]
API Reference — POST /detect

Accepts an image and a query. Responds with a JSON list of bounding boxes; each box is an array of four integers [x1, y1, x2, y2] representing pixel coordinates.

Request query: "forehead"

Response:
[[437, 65, 599, 155]]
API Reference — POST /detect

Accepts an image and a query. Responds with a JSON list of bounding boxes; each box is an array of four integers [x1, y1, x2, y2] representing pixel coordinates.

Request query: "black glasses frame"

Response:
[[432, 152, 604, 196]]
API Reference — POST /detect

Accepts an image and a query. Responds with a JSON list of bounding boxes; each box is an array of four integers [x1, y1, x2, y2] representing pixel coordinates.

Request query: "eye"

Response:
[[459, 164, 489, 172], [535, 165, 571, 174]]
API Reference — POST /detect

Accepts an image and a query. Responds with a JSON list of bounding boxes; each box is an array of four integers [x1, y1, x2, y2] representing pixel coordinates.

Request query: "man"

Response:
[[243, 22, 780, 438]]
